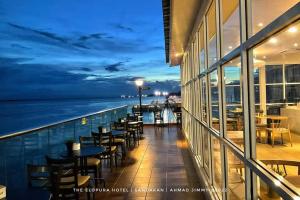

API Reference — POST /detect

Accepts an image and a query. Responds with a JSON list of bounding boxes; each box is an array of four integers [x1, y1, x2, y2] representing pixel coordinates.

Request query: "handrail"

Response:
[[0, 105, 128, 140]]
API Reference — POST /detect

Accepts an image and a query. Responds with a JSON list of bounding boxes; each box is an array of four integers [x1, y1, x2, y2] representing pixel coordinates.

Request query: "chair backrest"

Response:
[[46, 156, 79, 200], [111, 121, 125, 131], [91, 132, 101, 146], [79, 136, 95, 147], [127, 115, 138, 122], [93, 129, 112, 150], [270, 118, 289, 130], [27, 164, 49, 188]]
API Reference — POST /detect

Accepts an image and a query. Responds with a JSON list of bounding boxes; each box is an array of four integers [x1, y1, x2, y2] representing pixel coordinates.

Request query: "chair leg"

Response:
[[288, 130, 292, 147], [95, 166, 98, 187], [110, 154, 113, 172], [115, 153, 118, 167], [271, 132, 274, 147]]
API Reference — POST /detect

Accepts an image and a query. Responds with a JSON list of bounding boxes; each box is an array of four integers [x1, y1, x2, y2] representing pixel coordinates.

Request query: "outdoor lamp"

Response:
[[135, 79, 144, 116], [135, 79, 144, 87]]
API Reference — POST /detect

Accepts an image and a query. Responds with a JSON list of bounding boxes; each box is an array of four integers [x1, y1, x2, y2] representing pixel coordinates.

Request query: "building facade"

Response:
[[163, 0, 300, 199]]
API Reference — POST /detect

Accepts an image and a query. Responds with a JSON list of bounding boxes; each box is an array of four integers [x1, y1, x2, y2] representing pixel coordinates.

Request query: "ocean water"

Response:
[[0, 96, 165, 136]]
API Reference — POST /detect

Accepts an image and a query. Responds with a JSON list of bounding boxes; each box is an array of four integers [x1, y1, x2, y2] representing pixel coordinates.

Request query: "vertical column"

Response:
[[259, 66, 267, 114]]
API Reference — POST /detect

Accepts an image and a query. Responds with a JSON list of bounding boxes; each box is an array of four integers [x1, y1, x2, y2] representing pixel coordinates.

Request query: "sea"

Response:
[[0, 96, 165, 136]]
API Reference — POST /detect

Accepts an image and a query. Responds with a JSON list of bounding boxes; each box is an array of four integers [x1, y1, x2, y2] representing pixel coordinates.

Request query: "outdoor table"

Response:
[[227, 131, 244, 146], [285, 176, 300, 188], [70, 146, 106, 175]]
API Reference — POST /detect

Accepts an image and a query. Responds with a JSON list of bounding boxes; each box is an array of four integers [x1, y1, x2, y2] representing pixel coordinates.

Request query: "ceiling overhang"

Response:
[[162, 0, 203, 66]]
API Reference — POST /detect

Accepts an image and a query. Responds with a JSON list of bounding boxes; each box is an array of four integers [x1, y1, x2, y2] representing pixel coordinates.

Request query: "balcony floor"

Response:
[[95, 125, 206, 200]]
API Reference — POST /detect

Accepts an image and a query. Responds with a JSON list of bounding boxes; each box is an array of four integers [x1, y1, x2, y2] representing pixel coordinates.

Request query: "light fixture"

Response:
[[263, 56, 266, 59], [228, 46, 233, 49], [135, 79, 144, 87], [288, 26, 297, 33], [258, 23, 263, 27], [175, 53, 181, 57], [269, 37, 278, 44], [154, 91, 161, 96], [294, 43, 299, 47], [274, 180, 281, 186]]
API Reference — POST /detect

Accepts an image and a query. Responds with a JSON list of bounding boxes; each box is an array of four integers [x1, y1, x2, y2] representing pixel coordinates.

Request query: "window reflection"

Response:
[[251, 20, 300, 193], [226, 149, 245, 200], [223, 57, 244, 150], [251, 0, 299, 36], [203, 127, 210, 177], [221, 0, 240, 56], [212, 136, 222, 198], [255, 175, 284, 199], [201, 77, 208, 123], [210, 70, 220, 131], [207, 1, 217, 67], [199, 24, 205, 73]]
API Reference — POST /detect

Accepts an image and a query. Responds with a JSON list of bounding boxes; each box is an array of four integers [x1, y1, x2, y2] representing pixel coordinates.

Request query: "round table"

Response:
[[72, 146, 106, 175]]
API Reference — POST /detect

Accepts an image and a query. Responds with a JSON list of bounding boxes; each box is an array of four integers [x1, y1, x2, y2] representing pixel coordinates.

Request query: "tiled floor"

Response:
[[95, 125, 206, 200]]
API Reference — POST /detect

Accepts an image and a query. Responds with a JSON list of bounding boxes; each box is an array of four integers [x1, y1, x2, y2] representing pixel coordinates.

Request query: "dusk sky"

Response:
[[0, 0, 180, 100]]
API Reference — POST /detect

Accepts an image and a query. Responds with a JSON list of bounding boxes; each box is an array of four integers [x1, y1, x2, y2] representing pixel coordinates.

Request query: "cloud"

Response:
[[80, 67, 92, 72], [10, 43, 31, 50], [113, 24, 134, 32], [104, 62, 125, 72], [8, 23, 68, 43], [126, 76, 145, 81], [72, 42, 90, 49], [78, 33, 108, 41], [1, 56, 178, 100]]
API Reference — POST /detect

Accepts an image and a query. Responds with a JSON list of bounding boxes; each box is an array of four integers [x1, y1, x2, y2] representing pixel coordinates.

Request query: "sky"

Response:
[[0, 0, 180, 100]]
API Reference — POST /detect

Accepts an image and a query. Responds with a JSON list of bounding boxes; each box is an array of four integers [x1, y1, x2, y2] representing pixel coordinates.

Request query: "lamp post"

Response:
[[135, 79, 144, 116]]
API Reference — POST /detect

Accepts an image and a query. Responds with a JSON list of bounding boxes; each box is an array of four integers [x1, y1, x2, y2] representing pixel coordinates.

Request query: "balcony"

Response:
[[0, 105, 205, 200]]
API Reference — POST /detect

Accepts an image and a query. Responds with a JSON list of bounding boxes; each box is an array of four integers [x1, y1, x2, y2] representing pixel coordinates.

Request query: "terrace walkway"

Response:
[[95, 125, 206, 200]]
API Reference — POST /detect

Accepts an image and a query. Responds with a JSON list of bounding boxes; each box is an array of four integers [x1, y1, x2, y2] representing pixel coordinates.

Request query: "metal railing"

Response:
[[0, 105, 128, 199]]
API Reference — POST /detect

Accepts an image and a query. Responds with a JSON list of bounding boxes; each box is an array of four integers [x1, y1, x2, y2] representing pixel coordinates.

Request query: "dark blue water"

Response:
[[0, 97, 164, 136]]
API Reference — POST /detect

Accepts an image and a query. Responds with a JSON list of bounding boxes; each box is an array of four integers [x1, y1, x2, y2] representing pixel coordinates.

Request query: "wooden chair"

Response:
[[79, 136, 102, 186], [154, 111, 164, 131], [46, 156, 90, 200], [27, 164, 49, 188], [111, 122, 127, 158], [266, 118, 292, 147], [256, 111, 267, 143], [92, 129, 118, 172], [126, 122, 140, 146]]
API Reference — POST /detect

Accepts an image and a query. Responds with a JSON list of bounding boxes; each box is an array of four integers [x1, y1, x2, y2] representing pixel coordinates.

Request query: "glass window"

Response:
[[254, 175, 286, 200], [285, 64, 300, 82], [254, 85, 260, 104], [223, 57, 244, 150], [251, 0, 299, 36], [286, 85, 300, 103], [207, 1, 217, 67], [226, 148, 245, 200], [210, 70, 220, 131], [266, 85, 283, 103], [199, 24, 206, 73], [250, 19, 300, 195], [221, 0, 240, 56], [203, 127, 210, 178], [212, 136, 223, 198], [201, 77, 208, 123], [266, 65, 283, 83]]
